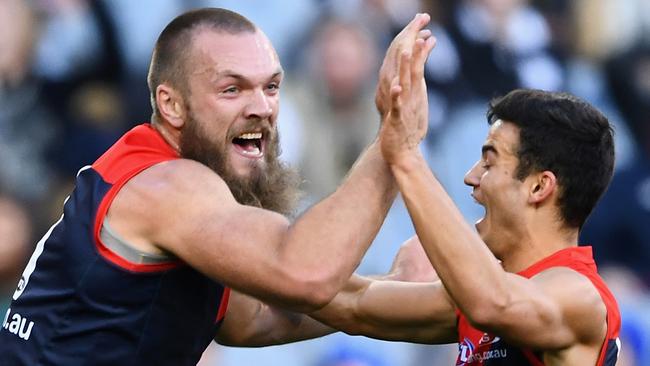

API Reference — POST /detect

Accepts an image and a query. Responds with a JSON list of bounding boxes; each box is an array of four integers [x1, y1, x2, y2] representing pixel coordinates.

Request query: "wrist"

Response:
[[389, 149, 426, 176]]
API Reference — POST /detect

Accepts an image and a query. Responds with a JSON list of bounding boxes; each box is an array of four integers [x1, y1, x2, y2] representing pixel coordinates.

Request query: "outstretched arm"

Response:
[[310, 274, 458, 344], [379, 40, 608, 351], [309, 236, 455, 344], [108, 14, 435, 313], [384, 130, 606, 350], [217, 236, 454, 347], [216, 291, 335, 347]]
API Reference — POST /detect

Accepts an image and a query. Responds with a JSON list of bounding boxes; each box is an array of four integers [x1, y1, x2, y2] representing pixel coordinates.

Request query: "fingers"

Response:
[[420, 36, 438, 64], [389, 77, 403, 121], [391, 14, 432, 70], [401, 13, 431, 40], [411, 39, 426, 83], [399, 50, 412, 95], [377, 13, 433, 115], [411, 36, 436, 83], [418, 29, 432, 40], [387, 32, 431, 122], [387, 13, 432, 62]]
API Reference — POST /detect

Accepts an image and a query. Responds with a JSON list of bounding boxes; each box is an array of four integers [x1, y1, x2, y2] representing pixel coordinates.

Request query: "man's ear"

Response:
[[528, 170, 557, 204], [156, 84, 186, 129]]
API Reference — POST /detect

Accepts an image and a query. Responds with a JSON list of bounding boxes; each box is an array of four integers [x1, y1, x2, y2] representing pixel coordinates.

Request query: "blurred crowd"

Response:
[[2, 0, 650, 365]]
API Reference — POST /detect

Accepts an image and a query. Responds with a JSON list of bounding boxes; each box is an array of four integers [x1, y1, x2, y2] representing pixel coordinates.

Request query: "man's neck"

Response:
[[152, 120, 181, 154], [499, 225, 579, 273]]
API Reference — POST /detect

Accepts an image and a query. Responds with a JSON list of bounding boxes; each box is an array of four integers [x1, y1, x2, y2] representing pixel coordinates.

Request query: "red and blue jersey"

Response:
[[0, 124, 230, 365], [455, 246, 620, 366]]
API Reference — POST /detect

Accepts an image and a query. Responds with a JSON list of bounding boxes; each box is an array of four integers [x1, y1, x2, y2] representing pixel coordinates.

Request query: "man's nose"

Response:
[[244, 89, 273, 120], [464, 161, 481, 187]]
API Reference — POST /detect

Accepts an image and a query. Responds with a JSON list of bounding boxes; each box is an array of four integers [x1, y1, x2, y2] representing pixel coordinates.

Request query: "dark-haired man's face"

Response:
[[178, 29, 300, 215], [463, 120, 529, 257]]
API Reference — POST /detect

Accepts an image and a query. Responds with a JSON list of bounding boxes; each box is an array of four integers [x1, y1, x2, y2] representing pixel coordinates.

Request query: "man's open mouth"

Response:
[[232, 132, 264, 158]]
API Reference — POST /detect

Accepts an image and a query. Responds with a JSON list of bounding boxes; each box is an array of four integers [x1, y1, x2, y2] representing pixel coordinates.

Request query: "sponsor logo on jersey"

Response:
[[478, 333, 501, 345], [457, 335, 508, 365], [2, 308, 35, 340], [458, 338, 475, 365]]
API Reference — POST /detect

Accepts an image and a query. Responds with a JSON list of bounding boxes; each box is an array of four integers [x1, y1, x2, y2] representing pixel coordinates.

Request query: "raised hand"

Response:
[[375, 13, 433, 118], [378, 19, 436, 165]]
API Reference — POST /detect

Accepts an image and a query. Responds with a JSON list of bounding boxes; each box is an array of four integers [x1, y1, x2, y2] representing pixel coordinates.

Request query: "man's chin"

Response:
[[229, 154, 267, 174], [475, 218, 488, 238]]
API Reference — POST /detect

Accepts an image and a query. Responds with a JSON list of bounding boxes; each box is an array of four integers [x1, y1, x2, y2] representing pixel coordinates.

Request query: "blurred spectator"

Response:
[[439, 0, 563, 100], [51, 81, 126, 176], [322, 0, 422, 48], [0, 194, 32, 312], [0, 0, 36, 89], [32, 0, 104, 82], [570, 0, 650, 62], [0, 0, 59, 203], [288, 17, 381, 203], [212, 0, 320, 69], [98, 0, 186, 123], [581, 42, 650, 288]]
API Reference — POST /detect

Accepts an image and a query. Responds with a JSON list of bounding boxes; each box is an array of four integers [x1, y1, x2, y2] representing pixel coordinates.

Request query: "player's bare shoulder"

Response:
[[136, 158, 229, 196], [532, 267, 607, 345], [106, 159, 234, 250], [124, 159, 233, 211]]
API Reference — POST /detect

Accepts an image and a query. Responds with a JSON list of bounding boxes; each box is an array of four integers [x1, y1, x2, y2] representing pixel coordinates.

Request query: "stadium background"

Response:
[[1, 0, 649, 365]]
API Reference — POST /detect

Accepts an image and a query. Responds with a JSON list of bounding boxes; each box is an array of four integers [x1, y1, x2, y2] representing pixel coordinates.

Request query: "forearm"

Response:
[[272, 12, 433, 305], [310, 274, 457, 344], [281, 141, 397, 301], [216, 291, 335, 347], [309, 275, 369, 335], [153, 144, 395, 312], [391, 153, 509, 319], [231, 306, 335, 347], [310, 275, 411, 340]]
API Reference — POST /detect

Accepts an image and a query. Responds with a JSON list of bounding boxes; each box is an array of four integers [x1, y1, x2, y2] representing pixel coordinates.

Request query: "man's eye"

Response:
[[267, 83, 279, 91], [223, 86, 239, 94]]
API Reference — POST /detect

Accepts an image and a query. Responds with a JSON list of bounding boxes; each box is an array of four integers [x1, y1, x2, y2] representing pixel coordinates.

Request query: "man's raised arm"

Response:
[[108, 14, 435, 313]]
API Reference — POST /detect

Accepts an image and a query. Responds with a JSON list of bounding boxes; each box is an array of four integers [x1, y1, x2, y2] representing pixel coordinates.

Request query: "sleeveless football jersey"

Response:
[[0, 124, 230, 365], [455, 246, 620, 366]]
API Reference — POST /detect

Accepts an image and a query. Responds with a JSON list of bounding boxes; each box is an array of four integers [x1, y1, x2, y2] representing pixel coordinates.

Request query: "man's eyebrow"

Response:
[[481, 144, 498, 156], [213, 69, 284, 82]]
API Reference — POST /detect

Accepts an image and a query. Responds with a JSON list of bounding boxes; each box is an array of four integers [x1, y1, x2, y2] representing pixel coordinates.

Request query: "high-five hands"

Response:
[[377, 13, 436, 165], [376, 14, 433, 117]]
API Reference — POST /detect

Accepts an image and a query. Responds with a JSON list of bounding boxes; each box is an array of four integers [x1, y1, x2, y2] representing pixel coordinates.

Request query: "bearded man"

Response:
[[0, 7, 436, 365]]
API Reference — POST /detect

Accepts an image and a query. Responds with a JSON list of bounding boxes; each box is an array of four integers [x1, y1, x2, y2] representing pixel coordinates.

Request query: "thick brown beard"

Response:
[[178, 113, 302, 216]]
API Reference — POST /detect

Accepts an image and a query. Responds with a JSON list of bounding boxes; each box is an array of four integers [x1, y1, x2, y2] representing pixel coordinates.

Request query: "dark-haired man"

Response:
[[0, 8, 436, 365], [313, 89, 621, 366]]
